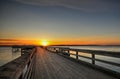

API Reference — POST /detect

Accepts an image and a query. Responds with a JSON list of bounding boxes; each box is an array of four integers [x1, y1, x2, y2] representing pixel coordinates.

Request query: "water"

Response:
[[63, 46, 120, 52], [0, 47, 21, 66], [57, 46, 120, 73]]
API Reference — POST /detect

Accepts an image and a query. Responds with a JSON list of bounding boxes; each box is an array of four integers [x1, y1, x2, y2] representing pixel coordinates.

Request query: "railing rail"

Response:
[[0, 47, 36, 79], [47, 46, 120, 78]]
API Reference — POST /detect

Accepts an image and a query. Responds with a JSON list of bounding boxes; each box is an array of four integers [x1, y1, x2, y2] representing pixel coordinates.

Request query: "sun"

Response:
[[41, 40, 49, 46]]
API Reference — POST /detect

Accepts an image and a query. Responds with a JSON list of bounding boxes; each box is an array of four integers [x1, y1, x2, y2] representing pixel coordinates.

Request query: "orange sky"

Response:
[[0, 38, 120, 46]]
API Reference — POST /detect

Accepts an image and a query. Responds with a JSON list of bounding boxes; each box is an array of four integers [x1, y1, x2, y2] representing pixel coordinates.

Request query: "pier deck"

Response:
[[31, 47, 116, 79]]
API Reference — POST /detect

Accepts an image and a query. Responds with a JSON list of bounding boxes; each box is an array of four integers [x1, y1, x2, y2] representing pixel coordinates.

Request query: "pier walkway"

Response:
[[31, 47, 116, 79]]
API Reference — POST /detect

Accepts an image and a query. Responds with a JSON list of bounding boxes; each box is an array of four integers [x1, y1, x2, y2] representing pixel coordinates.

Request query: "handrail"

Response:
[[47, 46, 120, 78], [0, 47, 36, 79]]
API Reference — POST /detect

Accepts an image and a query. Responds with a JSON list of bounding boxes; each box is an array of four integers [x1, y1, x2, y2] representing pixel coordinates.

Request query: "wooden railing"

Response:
[[47, 46, 120, 78], [0, 47, 36, 79]]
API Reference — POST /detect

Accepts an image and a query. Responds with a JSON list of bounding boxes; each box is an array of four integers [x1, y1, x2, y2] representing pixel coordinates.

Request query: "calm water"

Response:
[[0, 47, 21, 66], [62, 46, 120, 52], [57, 46, 120, 73]]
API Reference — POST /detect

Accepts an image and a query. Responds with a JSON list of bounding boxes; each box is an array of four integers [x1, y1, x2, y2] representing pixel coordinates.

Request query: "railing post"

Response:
[[67, 50, 70, 56], [68, 50, 69, 54], [58, 48, 60, 53], [56, 48, 58, 53], [92, 53, 95, 64], [76, 51, 78, 60], [59, 48, 61, 53]]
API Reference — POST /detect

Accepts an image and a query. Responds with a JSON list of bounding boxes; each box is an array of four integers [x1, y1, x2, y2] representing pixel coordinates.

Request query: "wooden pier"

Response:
[[0, 47, 120, 79]]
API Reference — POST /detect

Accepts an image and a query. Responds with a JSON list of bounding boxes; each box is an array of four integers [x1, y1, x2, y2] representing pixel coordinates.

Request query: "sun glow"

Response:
[[41, 40, 49, 46]]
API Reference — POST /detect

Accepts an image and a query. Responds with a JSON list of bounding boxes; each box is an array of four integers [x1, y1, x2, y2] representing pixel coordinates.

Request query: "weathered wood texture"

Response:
[[32, 47, 116, 79], [47, 47, 120, 78], [0, 47, 35, 79]]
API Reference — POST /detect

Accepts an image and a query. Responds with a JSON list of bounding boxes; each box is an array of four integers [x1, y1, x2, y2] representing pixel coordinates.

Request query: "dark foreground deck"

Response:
[[31, 47, 116, 79]]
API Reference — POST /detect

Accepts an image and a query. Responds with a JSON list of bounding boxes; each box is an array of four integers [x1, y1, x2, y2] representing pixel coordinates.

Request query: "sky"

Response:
[[0, 0, 120, 45]]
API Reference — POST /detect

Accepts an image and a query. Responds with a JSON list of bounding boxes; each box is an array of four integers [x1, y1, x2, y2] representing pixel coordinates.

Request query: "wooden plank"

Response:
[[70, 49, 120, 58], [49, 47, 120, 58], [0, 48, 36, 79], [31, 47, 116, 79]]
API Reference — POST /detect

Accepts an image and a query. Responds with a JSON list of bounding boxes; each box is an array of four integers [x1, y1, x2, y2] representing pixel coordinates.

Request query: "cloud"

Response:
[[0, 39, 38, 45], [0, 39, 18, 41], [14, 0, 120, 12]]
